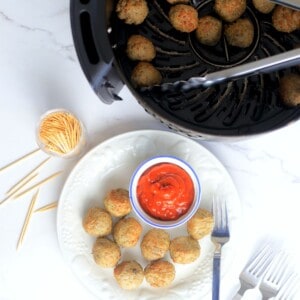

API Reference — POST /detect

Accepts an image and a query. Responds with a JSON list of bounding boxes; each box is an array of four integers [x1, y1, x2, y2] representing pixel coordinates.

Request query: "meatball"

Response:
[[131, 62, 162, 88], [195, 16, 222, 46], [114, 260, 144, 290], [144, 260, 175, 287], [187, 208, 214, 240], [113, 217, 143, 248], [279, 74, 300, 107], [126, 35, 156, 62], [104, 188, 131, 218], [272, 6, 300, 33], [116, 0, 149, 25], [169, 236, 200, 264], [169, 4, 198, 33], [141, 229, 170, 260], [92, 237, 121, 268], [252, 0, 275, 14], [224, 18, 254, 48], [214, 0, 246, 22], [82, 207, 112, 237]]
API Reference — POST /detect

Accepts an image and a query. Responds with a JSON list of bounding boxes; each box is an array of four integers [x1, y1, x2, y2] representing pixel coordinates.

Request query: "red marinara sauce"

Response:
[[136, 162, 195, 221]]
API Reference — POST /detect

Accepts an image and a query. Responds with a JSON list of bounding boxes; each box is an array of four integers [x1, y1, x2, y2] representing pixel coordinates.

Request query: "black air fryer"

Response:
[[70, 0, 300, 139]]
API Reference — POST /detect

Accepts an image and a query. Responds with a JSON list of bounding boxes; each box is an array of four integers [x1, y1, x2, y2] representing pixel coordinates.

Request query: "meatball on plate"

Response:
[[57, 130, 241, 299]]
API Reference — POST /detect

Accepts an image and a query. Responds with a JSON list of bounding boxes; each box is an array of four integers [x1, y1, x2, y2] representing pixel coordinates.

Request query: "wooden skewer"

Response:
[[13, 171, 63, 200], [16, 189, 39, 250], [34, 201, 58, 212], [0, 173, 39, 206], [6, 157, 51, 196], [0, 148, 41, 173]]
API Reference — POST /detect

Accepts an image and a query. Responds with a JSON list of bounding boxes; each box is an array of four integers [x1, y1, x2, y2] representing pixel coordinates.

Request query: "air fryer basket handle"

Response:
[[70, 0, 123, 104]]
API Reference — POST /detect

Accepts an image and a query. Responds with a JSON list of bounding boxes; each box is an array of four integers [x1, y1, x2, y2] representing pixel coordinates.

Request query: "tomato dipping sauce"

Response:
[[136, 162, 195, 221]]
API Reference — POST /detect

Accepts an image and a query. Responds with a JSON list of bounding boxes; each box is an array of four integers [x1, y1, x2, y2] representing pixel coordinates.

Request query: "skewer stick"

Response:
[[0, 173, 38, 206], [34, 201, 58, 212], [6, 157, 51, 196], [0, 148, 40, 173], [13, 171, 63, 200], [16, 189, 39, 250]]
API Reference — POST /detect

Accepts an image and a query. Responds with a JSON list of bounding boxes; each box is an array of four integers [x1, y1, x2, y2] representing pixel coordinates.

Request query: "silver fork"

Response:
[[275, 272, 300, 300], [232, 244, 274, 299], [259, 251, 290, 299], [211, 195, 230, 300]]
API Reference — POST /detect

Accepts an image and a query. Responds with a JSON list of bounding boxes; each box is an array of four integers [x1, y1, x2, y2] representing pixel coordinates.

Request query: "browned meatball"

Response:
[[82, 207, 112, 237], [187, 208, 214, 240], [144, 260, 176, 287], [131, 62, 162, 88], [92, 237, 121, 268], [114, 260, 144, 290], [195, 16, 222, 46], [252, 0, 275, 14], [279, 74, 300, 107], [214, 0, 247, 22], [272, 6, 300, 33], [169, 236, 200, 264], [126, 35, 156, 62], [224, 18, 254, 48], [116, 0, 149, 25], [169, 4, 198, 33], [141, 229, 170, 260], [113, 217, 143, 248], [104, 188, 131, 218]]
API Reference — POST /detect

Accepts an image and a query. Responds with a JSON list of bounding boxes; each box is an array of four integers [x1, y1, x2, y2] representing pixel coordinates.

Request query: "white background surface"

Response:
[[0, 1, 300, 299]]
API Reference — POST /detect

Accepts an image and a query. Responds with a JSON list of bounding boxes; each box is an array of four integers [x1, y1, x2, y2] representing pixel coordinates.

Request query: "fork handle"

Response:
[[212, 253, 221, 300]]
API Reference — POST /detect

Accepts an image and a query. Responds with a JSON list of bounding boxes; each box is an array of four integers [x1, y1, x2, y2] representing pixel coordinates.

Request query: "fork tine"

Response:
[[213, 195, 229, 232], [223, 200, 229, 231], [276, 272, 300, 299], [247, 244, 273, 277], [213, 195, 221, 230], [265, 252, 289, 284]]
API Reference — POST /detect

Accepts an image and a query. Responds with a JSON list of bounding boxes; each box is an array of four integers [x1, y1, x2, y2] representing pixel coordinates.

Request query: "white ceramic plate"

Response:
[[57, 130, 241, 300]]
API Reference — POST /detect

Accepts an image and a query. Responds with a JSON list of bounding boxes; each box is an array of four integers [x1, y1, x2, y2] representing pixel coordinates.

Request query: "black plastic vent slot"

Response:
[[80, 11, 99, 64]]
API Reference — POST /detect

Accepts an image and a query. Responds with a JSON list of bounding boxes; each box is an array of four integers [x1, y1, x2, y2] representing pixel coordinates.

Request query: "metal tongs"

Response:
[[270, 0, 300, 10], [191, 0, 300, 10], [154, 48, 300, 92]]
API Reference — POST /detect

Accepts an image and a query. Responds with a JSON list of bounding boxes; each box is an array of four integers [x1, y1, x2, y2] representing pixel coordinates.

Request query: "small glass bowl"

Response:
[[36, 109, 86, 159], [129, 155, 201, 229]]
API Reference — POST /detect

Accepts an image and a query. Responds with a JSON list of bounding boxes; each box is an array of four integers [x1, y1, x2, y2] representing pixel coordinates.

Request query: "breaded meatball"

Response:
[[272, 6, 300, 33], [141, 229, 170, 260], [187, 208, 214, 240], [92, 237, 121, 268], [82, 207, 112, 237], [131, 62, 162, 88], [116, 0, 149, 25], [169, 4, 198, 33], [195, 16, 222, 46], [252, 0, 275, 14], [144, 260, 175, 287], [114, 260, 144, 290], [279, 74, 300, 107], [166, 0, 189, 4], [126, 35, 156, 62], [224, 18, 254, 48], [169, 236, 200, 264], [214, 0, 246, 22], [113, 217, 143, 248], [104, 188, 131, 218]]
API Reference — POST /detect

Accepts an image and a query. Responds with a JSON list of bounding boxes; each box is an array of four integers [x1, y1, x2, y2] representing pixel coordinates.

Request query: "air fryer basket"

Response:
[[70, 0, 300, 138]]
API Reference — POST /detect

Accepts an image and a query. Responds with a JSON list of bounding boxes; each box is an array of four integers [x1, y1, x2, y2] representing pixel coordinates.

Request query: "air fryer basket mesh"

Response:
[[110, 0, 300, 138]]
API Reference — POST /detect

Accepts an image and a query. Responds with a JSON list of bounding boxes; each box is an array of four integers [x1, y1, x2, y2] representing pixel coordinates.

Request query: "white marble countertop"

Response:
[[1, 1, 300, 299]]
